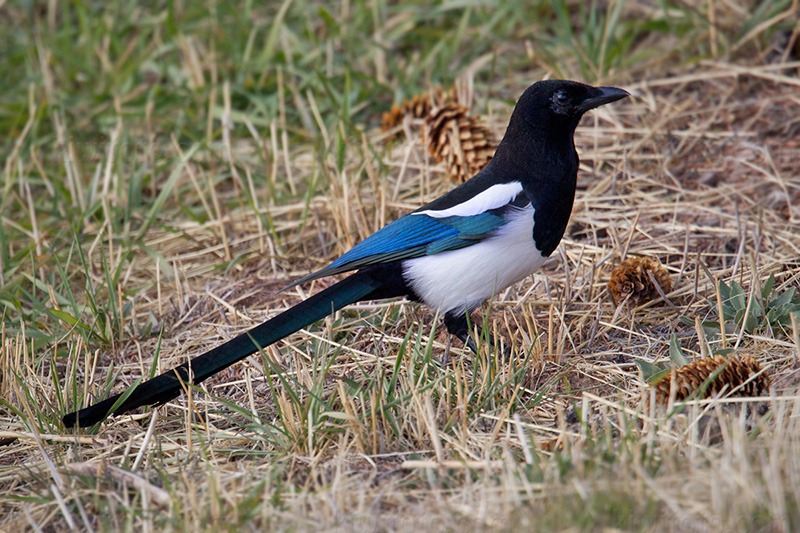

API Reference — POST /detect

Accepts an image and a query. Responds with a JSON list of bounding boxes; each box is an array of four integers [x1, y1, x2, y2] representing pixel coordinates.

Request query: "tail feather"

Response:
[[63, 272, 382, 428]]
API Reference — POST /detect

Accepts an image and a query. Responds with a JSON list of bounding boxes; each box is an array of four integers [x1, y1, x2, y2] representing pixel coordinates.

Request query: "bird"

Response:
[[62, 80, 629, 428]]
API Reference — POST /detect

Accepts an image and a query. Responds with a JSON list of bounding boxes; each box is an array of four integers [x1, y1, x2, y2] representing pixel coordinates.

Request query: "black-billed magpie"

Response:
[[63, 80, 628, 428]]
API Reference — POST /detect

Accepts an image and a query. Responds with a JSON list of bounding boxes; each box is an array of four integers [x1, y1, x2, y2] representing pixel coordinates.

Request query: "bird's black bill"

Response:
[[578, 86, 630, 112]]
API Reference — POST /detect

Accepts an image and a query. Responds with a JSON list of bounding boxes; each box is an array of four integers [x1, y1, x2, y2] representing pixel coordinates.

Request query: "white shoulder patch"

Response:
[[414, 181, 524, 219]]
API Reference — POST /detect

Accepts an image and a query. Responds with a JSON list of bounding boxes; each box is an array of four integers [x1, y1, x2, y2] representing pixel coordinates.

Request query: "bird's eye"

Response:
[[554, 90, 571, 106]]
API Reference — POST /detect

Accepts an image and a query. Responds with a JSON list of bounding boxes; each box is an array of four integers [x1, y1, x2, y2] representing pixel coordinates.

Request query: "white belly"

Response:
[[402, 205, 545, 315]]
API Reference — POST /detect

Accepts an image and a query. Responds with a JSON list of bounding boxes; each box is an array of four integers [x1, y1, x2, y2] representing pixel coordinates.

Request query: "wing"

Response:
[[284, 211, 504, 289], [284, 180, 530, 289]]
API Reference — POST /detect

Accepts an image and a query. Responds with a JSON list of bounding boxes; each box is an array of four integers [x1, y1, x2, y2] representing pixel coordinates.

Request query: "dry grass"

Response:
[[2, 1, 800, 531]]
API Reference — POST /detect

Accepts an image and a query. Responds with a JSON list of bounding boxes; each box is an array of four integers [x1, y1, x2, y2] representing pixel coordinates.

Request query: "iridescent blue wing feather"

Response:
[[284, 209, 509, 289]]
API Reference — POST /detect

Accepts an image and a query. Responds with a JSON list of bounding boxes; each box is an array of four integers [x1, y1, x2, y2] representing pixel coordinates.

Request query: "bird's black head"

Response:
[[511, 80, 629, 133], [486, 80, 629, 254]]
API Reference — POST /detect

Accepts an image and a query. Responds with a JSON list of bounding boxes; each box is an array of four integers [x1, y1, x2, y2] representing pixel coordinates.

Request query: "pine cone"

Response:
[[654, 355, 770, 403], [381, 94, 433, 132], [608, 257, 672, 305], [425, 103, 496, 182], [381, 87, 459, 133]]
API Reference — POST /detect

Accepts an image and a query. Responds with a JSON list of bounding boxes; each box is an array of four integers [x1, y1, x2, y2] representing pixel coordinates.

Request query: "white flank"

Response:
[[414, 181, 523, 218], [403, 204, 545, 314]]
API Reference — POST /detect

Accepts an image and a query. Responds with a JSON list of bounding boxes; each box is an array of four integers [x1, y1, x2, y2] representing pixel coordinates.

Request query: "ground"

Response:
[[2, 1, 800, 531]]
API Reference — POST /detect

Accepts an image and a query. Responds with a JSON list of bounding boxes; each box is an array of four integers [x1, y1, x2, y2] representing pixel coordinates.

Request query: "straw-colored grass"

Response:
[[2, 1, 800, 531]]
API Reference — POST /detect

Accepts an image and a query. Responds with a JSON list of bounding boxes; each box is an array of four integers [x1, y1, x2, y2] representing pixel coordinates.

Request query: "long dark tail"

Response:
[[63, 270, 391, 428]]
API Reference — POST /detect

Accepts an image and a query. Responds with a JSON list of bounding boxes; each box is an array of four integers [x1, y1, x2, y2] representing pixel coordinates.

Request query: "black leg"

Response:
[[443, 311, 480, 354], [443, 310, 511, 357]]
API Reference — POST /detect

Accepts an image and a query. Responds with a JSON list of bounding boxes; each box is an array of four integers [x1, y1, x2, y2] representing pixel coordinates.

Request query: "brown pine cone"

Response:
[[424, 103, 496, 182], [608, 257, 672, 305], [381, 87, 459, 133], [381, 94, 433, 132], [654, 355, 770, 403]]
